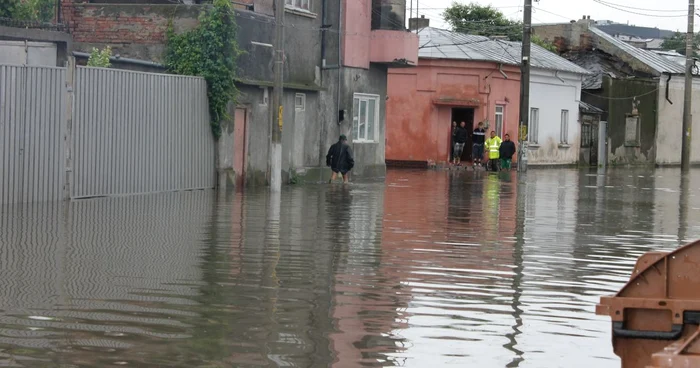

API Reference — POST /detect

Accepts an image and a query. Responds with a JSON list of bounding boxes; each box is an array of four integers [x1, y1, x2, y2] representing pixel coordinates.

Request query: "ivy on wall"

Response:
[[164, 0, 241, 139]]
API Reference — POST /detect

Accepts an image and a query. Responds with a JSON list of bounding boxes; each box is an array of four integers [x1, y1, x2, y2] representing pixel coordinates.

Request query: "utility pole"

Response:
[[270, 0, 285, 191], [681, 0, 694, 172], [518, 0, 532, 172]]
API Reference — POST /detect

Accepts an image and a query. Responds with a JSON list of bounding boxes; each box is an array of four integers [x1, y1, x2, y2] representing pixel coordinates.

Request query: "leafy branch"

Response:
[[87, 46, 112, 67], [164, 0, 242, 139]]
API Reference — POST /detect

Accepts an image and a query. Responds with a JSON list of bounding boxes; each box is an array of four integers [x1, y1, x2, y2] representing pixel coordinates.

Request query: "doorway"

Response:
[[451, 108, 475, 162], [233, 108, 248, 189]]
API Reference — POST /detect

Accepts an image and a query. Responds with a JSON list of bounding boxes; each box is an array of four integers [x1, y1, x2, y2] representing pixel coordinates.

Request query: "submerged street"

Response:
[[0, 168, 698, 367]]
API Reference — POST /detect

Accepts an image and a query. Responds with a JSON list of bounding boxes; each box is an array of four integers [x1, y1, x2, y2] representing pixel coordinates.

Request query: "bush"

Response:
[[87, 46, 112, 68]]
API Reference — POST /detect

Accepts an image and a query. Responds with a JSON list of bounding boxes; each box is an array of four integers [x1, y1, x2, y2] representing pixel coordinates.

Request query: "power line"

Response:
[[531, 7, 573, 21], [592, 0, 687, 18], [581, 88, 660, 100], [419, 38, 493, 49], [592, 0, 688, 13]]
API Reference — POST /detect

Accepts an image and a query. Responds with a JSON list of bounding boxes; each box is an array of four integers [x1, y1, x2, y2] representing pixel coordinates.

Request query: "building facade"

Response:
[[59, 0, 418, 185], [386, 27, 588, 167], [534, 19, 700, 166]]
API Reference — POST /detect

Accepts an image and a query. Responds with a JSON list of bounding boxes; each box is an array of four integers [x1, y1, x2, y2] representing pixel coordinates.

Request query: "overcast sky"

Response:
[[408, 0, 695, 33]]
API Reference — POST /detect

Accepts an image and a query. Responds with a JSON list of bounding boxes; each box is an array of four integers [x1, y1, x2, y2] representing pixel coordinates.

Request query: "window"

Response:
[[560, 110, 569, 144], [529, 108, 539, 144], [285, 0, 310, 11], [352, 93, 380, 142], [581, 123, 592, 148], [625, 115, 640, 146], [295, 93, 305, 111], [260, 87, 268, 106], [495, 105, 505, 137]]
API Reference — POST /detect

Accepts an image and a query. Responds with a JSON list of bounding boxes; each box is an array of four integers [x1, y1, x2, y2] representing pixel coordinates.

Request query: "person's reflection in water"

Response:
[[326, 184, 353, 247], [447, 172, 483, 236]]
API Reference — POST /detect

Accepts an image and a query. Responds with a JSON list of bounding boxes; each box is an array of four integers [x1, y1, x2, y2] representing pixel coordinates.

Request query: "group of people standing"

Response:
[[451, 121, 516, 172]]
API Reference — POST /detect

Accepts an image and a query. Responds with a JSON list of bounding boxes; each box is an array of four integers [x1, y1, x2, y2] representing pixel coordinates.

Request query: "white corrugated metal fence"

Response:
[[0, 64, 215, 205], [72, 67, 215, 199], [1, 65, 66, 204]]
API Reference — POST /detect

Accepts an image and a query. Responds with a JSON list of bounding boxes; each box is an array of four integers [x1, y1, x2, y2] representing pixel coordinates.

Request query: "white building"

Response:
[[527, 68, 586, 166]]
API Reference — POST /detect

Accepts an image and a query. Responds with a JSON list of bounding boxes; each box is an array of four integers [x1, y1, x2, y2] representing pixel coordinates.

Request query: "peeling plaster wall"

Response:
[[604, 76, 658, 165], [656, 76, 700, 165], [527, 69, 583, 166]]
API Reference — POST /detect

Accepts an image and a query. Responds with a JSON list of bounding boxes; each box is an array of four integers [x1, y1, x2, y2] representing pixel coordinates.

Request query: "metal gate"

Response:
[[0, 65, 66, 205], [71, 67, 215, 199]]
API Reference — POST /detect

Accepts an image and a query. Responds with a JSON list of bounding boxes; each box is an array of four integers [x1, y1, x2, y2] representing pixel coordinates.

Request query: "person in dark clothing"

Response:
[[453, 121, 469, 165], [450, 121, 457, 161], [326, 135, 355, 183], [472, 122, 486, 167], [499, 134, 516, 171]]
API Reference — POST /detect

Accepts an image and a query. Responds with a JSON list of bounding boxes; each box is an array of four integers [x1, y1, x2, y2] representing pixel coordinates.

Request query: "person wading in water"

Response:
[[326, 135, 355, 183]]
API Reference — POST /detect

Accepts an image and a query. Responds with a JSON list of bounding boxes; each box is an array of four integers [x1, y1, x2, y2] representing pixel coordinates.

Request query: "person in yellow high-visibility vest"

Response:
[[484, 131, 502, 172]]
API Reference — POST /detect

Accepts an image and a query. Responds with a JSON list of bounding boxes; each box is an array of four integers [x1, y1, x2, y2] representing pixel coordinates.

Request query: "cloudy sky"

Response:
[[408, 0, 695, 32]]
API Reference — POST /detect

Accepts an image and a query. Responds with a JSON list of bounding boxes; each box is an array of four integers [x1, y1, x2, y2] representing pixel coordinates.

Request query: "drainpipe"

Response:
[[499, 63, 508, 79], [555, 70, 566, 83], [666, 73, 673, 104], [337, 0, 342, 126], [72, 51, 166, 68], [321, 0, 327, 67]]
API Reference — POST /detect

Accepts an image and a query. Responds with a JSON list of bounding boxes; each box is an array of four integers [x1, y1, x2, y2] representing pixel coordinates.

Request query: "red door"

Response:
[[233, 108, 247, 189]]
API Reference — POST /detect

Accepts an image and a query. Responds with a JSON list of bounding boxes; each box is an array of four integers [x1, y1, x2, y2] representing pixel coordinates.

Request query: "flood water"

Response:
[[1, 168, 699, 367]]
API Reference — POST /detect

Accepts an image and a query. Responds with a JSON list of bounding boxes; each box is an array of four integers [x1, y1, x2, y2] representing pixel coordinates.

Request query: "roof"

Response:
[[589, 27, 685, 74], [579, 101, 604, 114], [417, 27, 591, 75], [595, 24, 674, 40], [565, 50, 636, 90], [652, 50, 686, 68]]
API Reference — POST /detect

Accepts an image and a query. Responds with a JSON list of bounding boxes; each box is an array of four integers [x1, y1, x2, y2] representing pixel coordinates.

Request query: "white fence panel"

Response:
[[72, 66, 215, 198], [0, 65, 66, 205]]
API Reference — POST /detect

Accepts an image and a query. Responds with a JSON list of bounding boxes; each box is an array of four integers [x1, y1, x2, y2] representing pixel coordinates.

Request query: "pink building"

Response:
[[386, 27, 585, 166]]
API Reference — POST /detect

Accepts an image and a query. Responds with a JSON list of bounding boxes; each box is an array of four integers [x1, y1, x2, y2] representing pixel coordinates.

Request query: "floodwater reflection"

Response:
[[1, 168, 700, 366]]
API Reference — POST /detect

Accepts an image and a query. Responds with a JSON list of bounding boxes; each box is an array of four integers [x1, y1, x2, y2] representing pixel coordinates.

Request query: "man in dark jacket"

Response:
[[499, 134, 516, 171], [453, 121, 469, 165], [326, 135, 355, 183], [472, 121, 486, 167]]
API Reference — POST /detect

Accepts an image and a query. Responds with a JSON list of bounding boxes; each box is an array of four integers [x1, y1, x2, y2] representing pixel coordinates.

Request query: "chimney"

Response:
[[409, 15, 430, 31]]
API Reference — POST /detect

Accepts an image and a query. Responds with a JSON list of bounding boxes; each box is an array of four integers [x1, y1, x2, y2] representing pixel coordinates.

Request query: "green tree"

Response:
[[0, 0, 55, 22], [662, 32, 700, 57], [165, 0, 241, 139], [443, 2, 557, 52], [0, 0, 19, 18]]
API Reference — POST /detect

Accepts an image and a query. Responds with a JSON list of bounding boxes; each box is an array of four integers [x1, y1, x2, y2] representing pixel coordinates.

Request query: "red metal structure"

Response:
[[596, 241, 700, 367]]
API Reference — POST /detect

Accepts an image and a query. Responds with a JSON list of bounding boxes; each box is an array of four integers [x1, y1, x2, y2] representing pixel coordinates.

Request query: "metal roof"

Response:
[[595, 24, 674, 40], [418, 27, 591, 75], [652, 50, 686, 68], [589, 27, 685, 75]]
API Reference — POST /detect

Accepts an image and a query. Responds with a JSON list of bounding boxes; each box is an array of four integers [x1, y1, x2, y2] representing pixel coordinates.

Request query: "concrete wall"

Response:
[[386, 59, 521, 164], [532, 20, 593, 53], [0, 41, 58, 66], [604, 76, 658, 165], [0, 26, 72, 66], [656, 76, 700, 165], [527, 69, 583, 166]]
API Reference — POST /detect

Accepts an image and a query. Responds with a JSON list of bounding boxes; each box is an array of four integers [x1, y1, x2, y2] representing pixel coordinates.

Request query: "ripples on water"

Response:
[[0, 168, 698, 367]]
